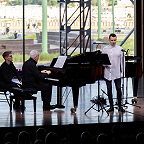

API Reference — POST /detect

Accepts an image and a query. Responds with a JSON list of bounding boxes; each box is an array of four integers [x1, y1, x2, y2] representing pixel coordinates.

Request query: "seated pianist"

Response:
[[0, 51, 22, 109], [22, 50, 54, 111]]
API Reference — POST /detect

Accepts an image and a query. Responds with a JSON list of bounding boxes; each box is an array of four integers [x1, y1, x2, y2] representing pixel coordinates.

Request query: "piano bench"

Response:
[[9, 87, 37, 113]]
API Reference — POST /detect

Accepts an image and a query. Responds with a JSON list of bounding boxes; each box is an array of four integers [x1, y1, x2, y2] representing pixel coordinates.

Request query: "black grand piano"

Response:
[[125, 56, 142, 78], [38, 52, 142, 110], [38, 51, 110, 111], [125, 56, 142, 103]]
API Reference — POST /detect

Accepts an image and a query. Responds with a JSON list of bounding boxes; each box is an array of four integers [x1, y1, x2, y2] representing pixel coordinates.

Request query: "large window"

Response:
[[0, 0, 134, 67], [91, 0, 134, 55]]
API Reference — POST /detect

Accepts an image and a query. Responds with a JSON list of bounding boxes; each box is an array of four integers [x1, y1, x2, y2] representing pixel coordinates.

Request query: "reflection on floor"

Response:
[[0, 76, 144, 128]]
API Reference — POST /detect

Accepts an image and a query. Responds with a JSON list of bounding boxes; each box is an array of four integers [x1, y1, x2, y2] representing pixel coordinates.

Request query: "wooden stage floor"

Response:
[[1, 75, 144, 128]]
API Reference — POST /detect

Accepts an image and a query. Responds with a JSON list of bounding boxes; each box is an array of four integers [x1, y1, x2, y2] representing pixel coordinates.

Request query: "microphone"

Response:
[[121, 49, 129, 53], [121, 49, 126, 52]]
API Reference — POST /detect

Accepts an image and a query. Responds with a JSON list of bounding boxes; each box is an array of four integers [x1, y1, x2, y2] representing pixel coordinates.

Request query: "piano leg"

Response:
[[70, 86, 79, 113], [72, 86, 79, 108], [132, 77, 139, 103], [55, 85, 79, 111], [56, 86, 65, 108]]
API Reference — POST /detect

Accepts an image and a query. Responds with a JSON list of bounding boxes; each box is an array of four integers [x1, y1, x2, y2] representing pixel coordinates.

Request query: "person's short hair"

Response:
[[36, 127, 47, 141], [4, 132, 14, 144], [45, 132, 60, 144], [136, 132, 144, 144], [2, 51, 12, 59], [17, 131, 30, 144], [109, 33, 117, 39], [34, 140, 44, 144], [97, 133, 109, 144], [30, 50, 40, 59]]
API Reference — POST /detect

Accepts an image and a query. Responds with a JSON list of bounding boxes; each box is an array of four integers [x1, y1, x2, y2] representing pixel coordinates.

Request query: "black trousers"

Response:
[[105, 78, 122, 108], [33, 81, 52, 106]]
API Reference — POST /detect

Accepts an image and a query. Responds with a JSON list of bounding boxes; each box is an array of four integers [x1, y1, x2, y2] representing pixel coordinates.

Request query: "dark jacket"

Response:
[[0, 61, 21, 84], [22, 58, 48, 89]]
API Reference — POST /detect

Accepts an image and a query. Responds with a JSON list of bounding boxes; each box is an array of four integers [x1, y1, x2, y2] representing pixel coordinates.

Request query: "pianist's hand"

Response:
[[19, 81, 22, 85], [41, 70, 51, 75], [41, 70, 47, 73], [46, 70, 51, 75], [17, 84, 21, 87]]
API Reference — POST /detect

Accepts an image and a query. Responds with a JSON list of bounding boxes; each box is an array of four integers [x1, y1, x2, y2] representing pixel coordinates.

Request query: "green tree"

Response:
[[108, 0, 117, 6], [31, 0, 42, 5], [8, 0, 22, 5], [69, 3, 75, 7], [37, 0, 42, 5], [25, 0, 33, 5], [47, 0, 58, 6], [91, 0, 97, 6]]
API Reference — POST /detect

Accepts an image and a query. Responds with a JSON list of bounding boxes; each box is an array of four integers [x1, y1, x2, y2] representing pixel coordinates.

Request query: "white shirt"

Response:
[[102, 44, 125, 81]]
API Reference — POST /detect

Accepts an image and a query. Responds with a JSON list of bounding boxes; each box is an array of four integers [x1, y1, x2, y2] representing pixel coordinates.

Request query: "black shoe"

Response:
[[118, 107, 125, 112], [13, 105, 21, 109], [43, 105, 55, 111], [13, 102, 20, 109], [13, 104, 26, 110], [50, 105, 56, 109], [106, 107, 114, 112], [70, 108, 76, 113]]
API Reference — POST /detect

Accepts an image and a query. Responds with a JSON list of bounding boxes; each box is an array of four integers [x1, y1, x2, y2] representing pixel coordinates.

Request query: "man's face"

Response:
[[5, 54, 13, 62], [109, 36, 117, 46], [34, 55, 39, 62]]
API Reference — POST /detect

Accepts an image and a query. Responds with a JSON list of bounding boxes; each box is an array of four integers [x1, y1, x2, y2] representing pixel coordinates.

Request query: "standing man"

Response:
[[22, 50, 54, 110], [0, 51, 22, 108], [102, 33, 125, 112], [13, 31, 17, 39], [36, 27, 40, 40]]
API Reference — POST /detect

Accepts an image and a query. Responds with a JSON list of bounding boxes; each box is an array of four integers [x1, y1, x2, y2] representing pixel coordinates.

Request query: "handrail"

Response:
[[119, 28, 134, 46]]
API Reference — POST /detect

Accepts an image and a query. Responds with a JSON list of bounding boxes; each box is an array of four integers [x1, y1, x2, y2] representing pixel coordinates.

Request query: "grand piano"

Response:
[[38, 51, 110, 111], [38, 52, 142, 110], [125, 56, 142, 78], [125, 56, 142, 103]]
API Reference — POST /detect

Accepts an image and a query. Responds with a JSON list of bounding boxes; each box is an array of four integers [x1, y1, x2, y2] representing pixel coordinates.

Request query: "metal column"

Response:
[[58, 0, 91, 56]]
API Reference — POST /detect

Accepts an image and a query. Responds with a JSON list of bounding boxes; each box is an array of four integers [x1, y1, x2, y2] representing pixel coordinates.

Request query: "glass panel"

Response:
[[0, 1, 23, 68], [91, 0, 134, 56], [24, 1, 60, 66], [0, 0, 135, 67]]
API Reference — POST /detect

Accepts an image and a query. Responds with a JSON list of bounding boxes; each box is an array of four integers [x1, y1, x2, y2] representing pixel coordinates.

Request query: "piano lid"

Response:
[[48, 51, 111, 69], [125, 56, 142, 61], [67, 51, 111, 66]]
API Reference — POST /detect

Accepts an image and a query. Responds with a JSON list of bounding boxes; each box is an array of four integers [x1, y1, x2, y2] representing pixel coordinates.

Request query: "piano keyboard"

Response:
[[45, 78, 59, 81]]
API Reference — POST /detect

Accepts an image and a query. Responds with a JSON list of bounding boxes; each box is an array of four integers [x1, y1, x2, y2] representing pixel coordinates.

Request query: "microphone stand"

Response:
[[121, 49, 128, 107], [121, 49, 141, 109], [85, 59, 108, 115], [85, 52, 110, 115]]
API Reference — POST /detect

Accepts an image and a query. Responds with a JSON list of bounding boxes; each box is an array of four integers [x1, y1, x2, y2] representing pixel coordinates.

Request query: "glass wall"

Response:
[[0, 0, 134, 67], [91, 0, 134, 55], [0, 0, 23, 68]]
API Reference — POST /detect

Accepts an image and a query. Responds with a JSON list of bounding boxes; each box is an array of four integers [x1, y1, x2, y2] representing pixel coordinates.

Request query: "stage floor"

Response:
[[0, 76, 144, 128]]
